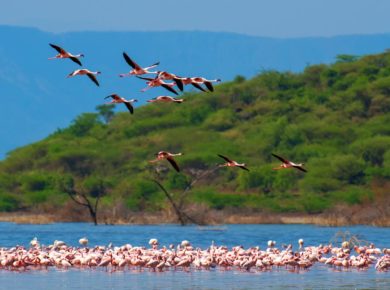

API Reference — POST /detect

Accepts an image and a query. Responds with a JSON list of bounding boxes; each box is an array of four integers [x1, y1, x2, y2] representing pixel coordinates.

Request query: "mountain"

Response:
[[1, 25, 390, 159], [0, 51, 389, 224]]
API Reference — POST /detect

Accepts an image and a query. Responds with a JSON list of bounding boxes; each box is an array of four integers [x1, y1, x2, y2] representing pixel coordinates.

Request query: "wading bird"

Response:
[[119, 52, 159, 77], [147, 96, 184, 103], [271, 153, 307, 172], [156, 71, 184, 91], [217, 154, 249, 171], [67, 69, 101, 86], [105, 94, 137, 114], [48, 43, 84, 66], [137, 76, 178, 95], [179, 77, 207, 92], [190, 77, 221, 92], [149, 151, 183, 172]]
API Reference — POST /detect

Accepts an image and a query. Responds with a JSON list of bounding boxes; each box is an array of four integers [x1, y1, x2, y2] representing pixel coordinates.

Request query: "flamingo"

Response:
[[217, 154, 249, 171], [147, 96, 184, 103], [149, 151, 182, 172], [272, 153, 307, 172], [79, 237, 88, 246], [189, 77, 221, 92], [156, 71, 184, 91], [48, 43, 84, 66], [67, 69, 101, 86], [104, 94, 137, 114], [119, 52, 159, 77], [179, 77, 207, 92], [137, 76, 179, 95]]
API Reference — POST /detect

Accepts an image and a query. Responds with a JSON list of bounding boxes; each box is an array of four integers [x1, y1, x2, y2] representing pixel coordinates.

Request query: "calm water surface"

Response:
[[0, 223, 388, 290]]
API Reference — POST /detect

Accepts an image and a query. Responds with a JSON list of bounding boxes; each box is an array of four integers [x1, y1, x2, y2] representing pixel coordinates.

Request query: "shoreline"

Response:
[[0, 211, 388, 226]]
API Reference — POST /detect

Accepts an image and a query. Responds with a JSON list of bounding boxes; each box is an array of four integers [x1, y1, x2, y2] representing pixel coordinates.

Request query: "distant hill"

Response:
[[1, 25, 390, 158], [0, 51, 389, 224]]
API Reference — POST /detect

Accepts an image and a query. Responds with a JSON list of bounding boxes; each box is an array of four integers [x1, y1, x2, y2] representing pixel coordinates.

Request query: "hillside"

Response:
[[0, 51, 389, 225], [1, 25, 390, 159]]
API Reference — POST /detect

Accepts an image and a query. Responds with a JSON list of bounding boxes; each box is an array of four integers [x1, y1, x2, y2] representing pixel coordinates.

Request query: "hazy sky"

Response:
[[1, 0, 389, 37]]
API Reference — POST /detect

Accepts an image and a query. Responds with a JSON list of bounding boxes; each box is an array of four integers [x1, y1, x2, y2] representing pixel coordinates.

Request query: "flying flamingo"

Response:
[[105, 94, 137, 114], [271, 153, 307, 172], [217, 154, 249, 171], [156, 71, 184, 91], [119, 52, 159, 77], [147, 96, 184, 103], [137, 76, 179, 95], [67, 69, 101, 86], [48, 43, 84, 66], [149, 151, 182, 172], [190, 77, 221, 92], [179, 77, 207, 92]]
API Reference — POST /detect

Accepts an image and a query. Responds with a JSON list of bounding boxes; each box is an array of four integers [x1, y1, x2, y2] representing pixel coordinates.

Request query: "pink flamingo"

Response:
[[217, 154, 249, 171], [156, 71, 184, 91], [119, 52, 159, 77], [67, 69, 101, 86], [190, 77, 221, 92], [48, 43, 84, 66], [272, 153, 307, 173], [179, 77, 207, 92], [137, 76, 179, 95], [149, 151, 183, 172], [147, 96, 184, 103], [105, 94, 137, 114]]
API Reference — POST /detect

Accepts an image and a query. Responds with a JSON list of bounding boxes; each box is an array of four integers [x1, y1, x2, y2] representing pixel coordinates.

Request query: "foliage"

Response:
[[1, 51, 390, 215]]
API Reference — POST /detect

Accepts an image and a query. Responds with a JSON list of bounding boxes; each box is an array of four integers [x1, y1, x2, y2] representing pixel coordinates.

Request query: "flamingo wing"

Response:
[[272, 153, 290, 164], [293, 165, 307, 173], [161, 84, 179, 95], [136, 76, 154, 81], [191, 82, 207, 92], [167, 157, 180, 172], [124, 102, 134, 114], [239, 166, 250, 171], [49, 43, 65, 54], [123, 52, 141, 70], [173, 78, 184, 91], [217, 154, 233, 163], [69, 56, 82, 66], [105, 94, 121, 101], [204, 81, 214, 92], [87, 73, 99, 86]]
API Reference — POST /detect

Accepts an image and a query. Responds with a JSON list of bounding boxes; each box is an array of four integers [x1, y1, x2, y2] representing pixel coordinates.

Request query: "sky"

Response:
[[1, 0, 390, 38]]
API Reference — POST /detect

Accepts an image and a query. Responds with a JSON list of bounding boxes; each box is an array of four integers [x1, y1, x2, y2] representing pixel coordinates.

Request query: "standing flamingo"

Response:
[[271, 153, 307, 172], [48, 43, 84, 66], [137, 76, 178, 95], [217, 154, 249, 171], [119, 52, 159, 77], [149, 151, 182, 172], [104, 94, 137, 114], [67, 69, 101, 86]]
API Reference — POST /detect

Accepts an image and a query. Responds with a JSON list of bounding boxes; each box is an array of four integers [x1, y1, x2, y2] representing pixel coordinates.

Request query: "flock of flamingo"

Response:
[[0, 237, 388, 272], [17, 43, 387, 275], [48, 43, 307, 173]]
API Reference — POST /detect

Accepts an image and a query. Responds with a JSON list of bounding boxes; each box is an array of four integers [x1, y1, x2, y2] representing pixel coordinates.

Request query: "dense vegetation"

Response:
[[0, 51, 389, 221]]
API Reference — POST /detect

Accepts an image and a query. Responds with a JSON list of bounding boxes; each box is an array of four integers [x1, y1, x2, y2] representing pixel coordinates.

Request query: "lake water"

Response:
[[0, 223, 389, 289]]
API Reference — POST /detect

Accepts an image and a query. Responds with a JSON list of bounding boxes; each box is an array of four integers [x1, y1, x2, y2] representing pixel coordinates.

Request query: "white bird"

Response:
[[79, 237, 88, 246]]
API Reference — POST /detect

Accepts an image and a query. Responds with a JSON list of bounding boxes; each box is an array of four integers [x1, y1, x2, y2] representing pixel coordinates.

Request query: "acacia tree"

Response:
[[58, 175, 108, 225], [150, 165, 220, 225]]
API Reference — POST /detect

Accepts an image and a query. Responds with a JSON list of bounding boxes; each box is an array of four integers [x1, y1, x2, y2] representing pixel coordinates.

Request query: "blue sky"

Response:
[[1, 0, 390, 37]]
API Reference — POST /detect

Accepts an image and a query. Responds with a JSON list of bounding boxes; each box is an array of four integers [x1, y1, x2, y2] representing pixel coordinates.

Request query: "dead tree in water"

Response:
[[59, 176, 107, 226], [151, 166, 219, 226]]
